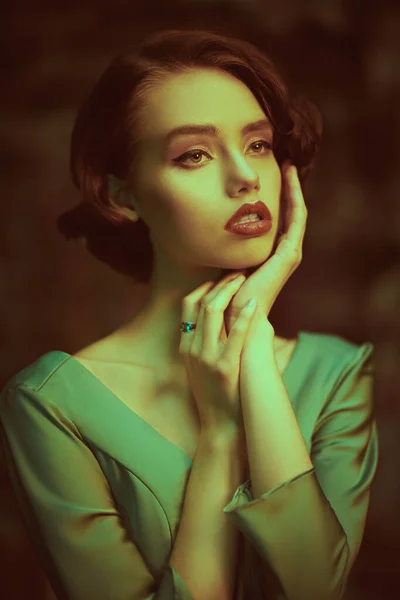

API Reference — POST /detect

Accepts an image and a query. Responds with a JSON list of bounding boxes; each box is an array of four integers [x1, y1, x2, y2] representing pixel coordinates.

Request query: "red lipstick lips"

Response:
[[225, 200, 272, 232]]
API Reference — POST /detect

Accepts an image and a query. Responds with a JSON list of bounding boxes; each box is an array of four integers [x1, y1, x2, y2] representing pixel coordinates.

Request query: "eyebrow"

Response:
[[165, 118, 273, 144]]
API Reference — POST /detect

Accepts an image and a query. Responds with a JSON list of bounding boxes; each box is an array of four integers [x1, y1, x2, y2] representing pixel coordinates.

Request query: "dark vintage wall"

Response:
[[1, 1, 399, 598]]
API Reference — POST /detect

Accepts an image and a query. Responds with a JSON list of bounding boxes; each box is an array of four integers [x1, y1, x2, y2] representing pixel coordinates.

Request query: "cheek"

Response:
[[142, 186, 203, 248], [157, 179, 210, 226]]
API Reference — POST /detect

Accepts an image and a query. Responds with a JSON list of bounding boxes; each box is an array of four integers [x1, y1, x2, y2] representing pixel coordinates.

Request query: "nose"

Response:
[[226, 155, 260, 196]]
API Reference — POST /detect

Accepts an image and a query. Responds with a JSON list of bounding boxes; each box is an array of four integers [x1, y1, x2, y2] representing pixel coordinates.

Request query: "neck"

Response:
[[115, 292, 195, 375]]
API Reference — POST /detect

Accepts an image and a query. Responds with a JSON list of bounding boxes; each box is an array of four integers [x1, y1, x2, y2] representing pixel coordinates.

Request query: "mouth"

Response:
[[225, 200, 272, 229]]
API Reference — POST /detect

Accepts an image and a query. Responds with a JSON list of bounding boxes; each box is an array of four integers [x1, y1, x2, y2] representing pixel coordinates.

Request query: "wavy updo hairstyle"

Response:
[[57, 28, 323, 282]]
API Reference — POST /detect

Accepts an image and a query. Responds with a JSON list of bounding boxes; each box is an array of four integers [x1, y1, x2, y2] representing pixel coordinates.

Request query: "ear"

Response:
[[107, 174, 140, 222]]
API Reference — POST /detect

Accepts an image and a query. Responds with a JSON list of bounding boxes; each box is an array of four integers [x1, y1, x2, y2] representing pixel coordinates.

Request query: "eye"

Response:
[[173, 139, 273, 168], [250, 140, 272, 153], [174, 149, 212, 167]]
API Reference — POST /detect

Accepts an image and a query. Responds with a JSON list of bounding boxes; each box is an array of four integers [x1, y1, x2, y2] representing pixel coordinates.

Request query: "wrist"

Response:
[[198, 427, 247, 474], [242, 313, 275, 357], [199, 424, 245, 456]]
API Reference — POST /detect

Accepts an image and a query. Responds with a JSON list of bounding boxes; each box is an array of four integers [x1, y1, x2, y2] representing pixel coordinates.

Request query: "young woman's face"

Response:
[[130, 68, 283, 277]]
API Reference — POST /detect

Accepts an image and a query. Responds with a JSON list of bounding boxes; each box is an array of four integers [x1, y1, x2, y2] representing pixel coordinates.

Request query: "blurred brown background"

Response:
[[0, 1, 399, 598]]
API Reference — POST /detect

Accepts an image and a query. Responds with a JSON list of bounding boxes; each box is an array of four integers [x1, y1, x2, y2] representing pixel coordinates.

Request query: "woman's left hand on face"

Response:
[[224, 162, 308, 337]]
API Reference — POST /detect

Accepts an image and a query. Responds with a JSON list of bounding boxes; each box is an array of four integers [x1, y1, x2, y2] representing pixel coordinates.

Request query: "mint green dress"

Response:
[[0, 331, 378, 600]]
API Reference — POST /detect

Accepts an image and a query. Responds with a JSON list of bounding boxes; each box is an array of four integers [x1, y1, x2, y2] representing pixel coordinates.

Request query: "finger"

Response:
[[286, 166, 307, 218], [280, 166, 307, 258], [202, 272, 244, 343], [179, 280, 214, 357], [189, 273, 239, 329], [189, 273, 243, 352], [219, 298, 258, 371], [199, 275, 246, 358], [184, 273, 238, 306], [179, 274, 238, 354]]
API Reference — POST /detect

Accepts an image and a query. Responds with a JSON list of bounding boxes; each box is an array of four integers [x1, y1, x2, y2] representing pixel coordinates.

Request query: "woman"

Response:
[[0, 28, 378, 600]]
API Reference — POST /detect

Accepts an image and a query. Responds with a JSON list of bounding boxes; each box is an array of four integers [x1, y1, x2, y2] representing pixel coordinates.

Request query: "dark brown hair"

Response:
[[57, 28, 323, 282]]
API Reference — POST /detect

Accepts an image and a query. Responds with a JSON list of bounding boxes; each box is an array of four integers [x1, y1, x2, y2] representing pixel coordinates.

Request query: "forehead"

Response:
[[137, 68, 268, 140]]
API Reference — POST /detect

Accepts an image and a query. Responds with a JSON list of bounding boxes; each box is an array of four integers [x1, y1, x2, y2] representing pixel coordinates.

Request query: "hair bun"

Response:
[[56, 201, 101, 240]]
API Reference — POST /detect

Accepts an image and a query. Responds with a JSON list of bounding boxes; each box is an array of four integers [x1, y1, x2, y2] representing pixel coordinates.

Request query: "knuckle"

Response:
[[231, 321, 246, 335], [215, 359, 231, 378], [202, 354, 218, 370], [187, 346, 200, 359], [204, 351, 216, 364], [179, 344, 193, 358], [287, 246, 300, 263], [294, 249, 303, 263], [183, 344, 197, 357], [204, 303, 217, 316], [189, 347, 205, 360]]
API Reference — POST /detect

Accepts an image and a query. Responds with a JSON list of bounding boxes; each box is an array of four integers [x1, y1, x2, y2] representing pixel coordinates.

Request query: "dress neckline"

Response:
[[57, 332, 305, 463]]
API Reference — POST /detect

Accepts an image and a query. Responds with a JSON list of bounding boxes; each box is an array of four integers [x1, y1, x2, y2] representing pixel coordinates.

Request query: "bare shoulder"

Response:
[[72, 337, 115, 365], [73, 334, 147, 367], [71, 335, 155, 380]]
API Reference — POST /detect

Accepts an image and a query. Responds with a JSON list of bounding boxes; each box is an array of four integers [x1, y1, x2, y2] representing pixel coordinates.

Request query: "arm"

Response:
[[223, 329, 378, 600], [0, 383, 193, 600], [240, 339, 313, 498], [170, 428, 246, 600]]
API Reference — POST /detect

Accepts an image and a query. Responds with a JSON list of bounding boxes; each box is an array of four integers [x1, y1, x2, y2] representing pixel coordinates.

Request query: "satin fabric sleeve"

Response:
[[223, 342, 378, 600], [0, 384, 194, 600]]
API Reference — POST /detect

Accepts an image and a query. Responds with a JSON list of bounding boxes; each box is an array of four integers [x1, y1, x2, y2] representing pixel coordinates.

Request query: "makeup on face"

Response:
[[165, 118, 273, 160], [165, 117, 273, 145]]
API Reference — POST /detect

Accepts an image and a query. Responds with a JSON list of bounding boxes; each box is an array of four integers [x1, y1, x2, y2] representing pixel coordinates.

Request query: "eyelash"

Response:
[[174, 140, 273, 167]]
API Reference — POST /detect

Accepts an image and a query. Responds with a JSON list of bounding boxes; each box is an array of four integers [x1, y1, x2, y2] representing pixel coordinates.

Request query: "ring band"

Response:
[[180, 321, 197, 333]]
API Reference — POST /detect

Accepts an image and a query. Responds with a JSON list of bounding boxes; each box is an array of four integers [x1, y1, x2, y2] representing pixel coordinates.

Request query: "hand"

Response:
[[224, 162, 308, 335], [179, 273, 258, 433]]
